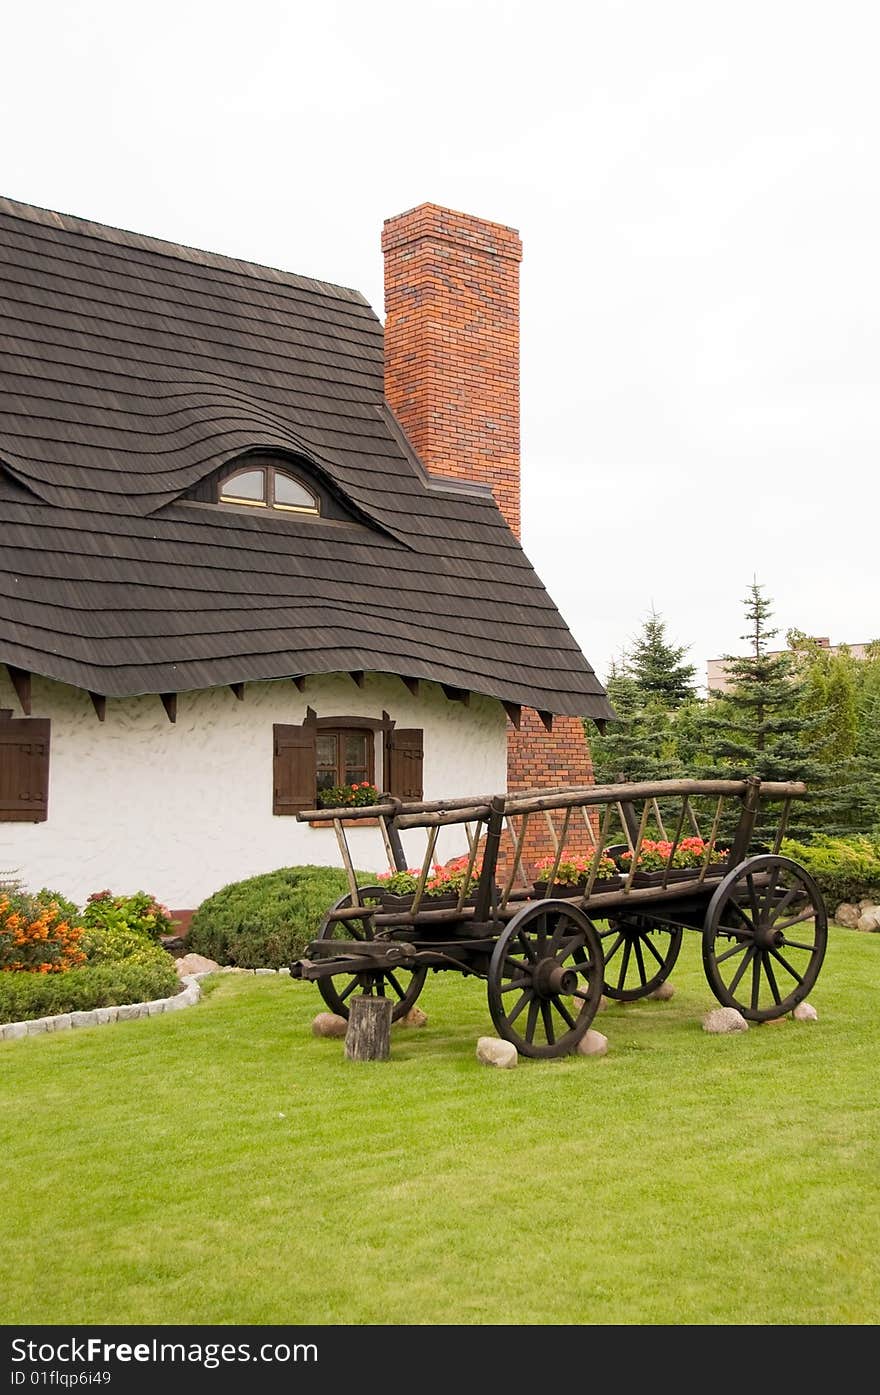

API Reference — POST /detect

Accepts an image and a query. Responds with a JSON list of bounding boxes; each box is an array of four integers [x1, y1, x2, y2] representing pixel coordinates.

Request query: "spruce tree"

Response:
[[626, 608, 697, 709], [698, 582, 829, 839]]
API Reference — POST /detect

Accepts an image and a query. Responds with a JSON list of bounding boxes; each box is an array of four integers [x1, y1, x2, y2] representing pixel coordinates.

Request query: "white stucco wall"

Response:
[[0, 671, 508, 908]]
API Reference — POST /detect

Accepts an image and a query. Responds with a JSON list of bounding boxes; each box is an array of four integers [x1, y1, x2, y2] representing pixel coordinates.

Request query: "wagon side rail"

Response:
[[296, 777, 806, 919]]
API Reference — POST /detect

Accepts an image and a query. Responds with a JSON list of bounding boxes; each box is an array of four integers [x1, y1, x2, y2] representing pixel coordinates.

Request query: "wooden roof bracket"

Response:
[[160, 692, 177, 724], [349, 671, 365, 687], [441, 685, 470, 705], [538, 710, 554, 732], [230, 683, 245, 701], [89, 692, 107, 722], [502, 701, 521, 729], [400, 676, 420, 697], [291, 676, 307, 691], [6, 665, 31, 715]]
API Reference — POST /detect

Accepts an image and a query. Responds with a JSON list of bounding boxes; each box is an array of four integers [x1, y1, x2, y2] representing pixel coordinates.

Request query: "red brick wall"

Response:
[[382, 203, 522, 537], [382, 202, 594, 867]]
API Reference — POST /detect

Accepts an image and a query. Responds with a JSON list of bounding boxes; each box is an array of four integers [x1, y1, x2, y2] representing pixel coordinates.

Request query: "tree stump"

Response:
[[344, 995, 393, 1062]]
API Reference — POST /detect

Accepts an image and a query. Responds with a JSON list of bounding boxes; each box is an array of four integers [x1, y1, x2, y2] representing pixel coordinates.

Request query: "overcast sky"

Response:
[[3, 1, 878, 690]]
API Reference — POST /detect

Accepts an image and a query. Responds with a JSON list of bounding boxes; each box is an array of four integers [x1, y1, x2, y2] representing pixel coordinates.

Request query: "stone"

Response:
[[792, 1001, 819, 1022], [47, 1014, 73, 1032], [164, 991, 191, 1011], [94, 1006, 118, 1025], [647, 981, 675, 1001], [276, 966, 291, 976], [702, 1006, 749, 1034], [69, 1010, 98, 1029], [255, 967, 276, 976], [576, 1029, 608, 1056], [26, 1018, 48, 1034], [856, 909, 880, 932], [858, 899, 876, 910], [834, 902, 862, 928], [116, 1003, 146, 1021], [147, 1000, 167, 1016], [2, 1021, 28, 1040], [396, 1006, 428, 1028], [175, 953, 220, 976], [312, 1012, 348, 1038], [476, 1036, 518, 1068]]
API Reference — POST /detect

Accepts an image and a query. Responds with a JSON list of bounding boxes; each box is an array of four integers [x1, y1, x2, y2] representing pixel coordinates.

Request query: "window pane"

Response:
[[220, 469, 265, 503], [316, 734, 337, 772], [273, 472, 318, 511], [344, 734, 367, 768]]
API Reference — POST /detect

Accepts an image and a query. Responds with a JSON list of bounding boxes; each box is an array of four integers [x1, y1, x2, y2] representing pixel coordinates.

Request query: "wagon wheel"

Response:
[[598, 913, 683, 1001], [703, 855, 827, 1022], [487, 899, 604, 1059], [315, 888, 428, 1022]]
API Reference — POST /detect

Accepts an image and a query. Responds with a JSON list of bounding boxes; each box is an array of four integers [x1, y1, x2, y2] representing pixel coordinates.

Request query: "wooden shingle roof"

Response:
[[0, 195, 613, 721]]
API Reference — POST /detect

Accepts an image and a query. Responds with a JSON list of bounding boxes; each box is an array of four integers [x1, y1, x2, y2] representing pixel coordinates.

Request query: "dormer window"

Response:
[[219, 465, 319, 514]]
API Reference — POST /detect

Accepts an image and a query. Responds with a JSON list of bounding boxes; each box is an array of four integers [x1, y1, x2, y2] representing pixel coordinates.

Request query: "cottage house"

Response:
[[0, 196, 613, 912]]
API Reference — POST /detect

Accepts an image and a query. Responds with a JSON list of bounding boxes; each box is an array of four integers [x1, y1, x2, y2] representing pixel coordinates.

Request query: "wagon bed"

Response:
[[290, 776, 827, 1057]]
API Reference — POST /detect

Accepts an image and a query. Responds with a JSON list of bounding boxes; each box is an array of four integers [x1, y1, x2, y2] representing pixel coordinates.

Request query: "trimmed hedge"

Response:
[[0, 959, 180, 1024], [781, 834, 880, 906], [186, 864, 379, 968]]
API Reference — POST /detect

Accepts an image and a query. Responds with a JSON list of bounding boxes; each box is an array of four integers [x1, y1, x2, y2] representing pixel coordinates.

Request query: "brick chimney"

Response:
[[382, 203, 593, 864]]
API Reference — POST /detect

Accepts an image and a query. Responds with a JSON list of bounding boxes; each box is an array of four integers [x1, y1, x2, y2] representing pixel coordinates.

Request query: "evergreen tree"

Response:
[[626, 608, 697, 709], [589, 658, 681, 784], [698, 582, 830, 838]]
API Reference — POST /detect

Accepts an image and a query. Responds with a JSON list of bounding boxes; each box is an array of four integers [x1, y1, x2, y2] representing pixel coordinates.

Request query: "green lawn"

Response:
[[2, 924, 878, 1326]]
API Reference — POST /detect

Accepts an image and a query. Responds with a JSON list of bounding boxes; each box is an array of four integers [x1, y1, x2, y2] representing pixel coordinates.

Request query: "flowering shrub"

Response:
[[534, 853, 618, 886], [619, 838, 729, 873], [316, 782, 380, 809], [377, 854, 483, 899], [0, 889, 86, 973], [81, 890, 175, 942]]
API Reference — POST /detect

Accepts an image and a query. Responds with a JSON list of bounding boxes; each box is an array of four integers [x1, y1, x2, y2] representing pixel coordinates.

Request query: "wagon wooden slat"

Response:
[[290, 777, 827, 1057]]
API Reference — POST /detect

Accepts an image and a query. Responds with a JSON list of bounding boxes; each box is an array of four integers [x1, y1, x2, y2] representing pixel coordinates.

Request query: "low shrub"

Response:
[[0, 889, 86, 973], [186, 864, 379, 968], [780, 834, 880, 906], [81, 923, 176, 969], [82, 890, 175, 942], [0, 959, 180, 1023]]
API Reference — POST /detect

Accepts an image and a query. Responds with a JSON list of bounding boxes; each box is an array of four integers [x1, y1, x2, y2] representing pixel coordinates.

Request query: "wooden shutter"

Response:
[[273, 723, 317, 815], [0, 717, 50, 822], [386, 727, 423, 801]]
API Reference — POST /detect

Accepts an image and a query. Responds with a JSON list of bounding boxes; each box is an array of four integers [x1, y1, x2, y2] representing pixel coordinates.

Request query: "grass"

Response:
[[2, 924, 879, 1326]]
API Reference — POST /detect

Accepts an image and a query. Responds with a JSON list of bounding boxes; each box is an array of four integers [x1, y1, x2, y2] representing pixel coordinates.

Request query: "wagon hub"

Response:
[[754, 922, 785, 950], [531, 960, 579, 997]]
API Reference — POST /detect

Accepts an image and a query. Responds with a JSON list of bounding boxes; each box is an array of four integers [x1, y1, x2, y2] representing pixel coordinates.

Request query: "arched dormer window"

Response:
[[219, 463, 319, 515]]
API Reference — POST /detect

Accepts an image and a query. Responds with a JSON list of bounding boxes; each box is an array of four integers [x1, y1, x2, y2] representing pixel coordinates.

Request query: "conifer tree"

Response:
[[698, 582, 829, 838], [626, 608, 697, 709]]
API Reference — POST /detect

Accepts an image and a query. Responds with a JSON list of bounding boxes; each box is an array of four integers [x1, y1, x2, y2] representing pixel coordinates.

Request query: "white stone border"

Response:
[[0, 965, 286, 1041]]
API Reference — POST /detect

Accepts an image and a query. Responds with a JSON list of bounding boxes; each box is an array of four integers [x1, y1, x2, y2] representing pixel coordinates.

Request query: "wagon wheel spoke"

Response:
[[541, 1001, 556, 1045], [503, 956, 532, 977], [639, 933, 666, 969], [768, 947, 804, 985], [632, 935, 648, 987], [518, 931, 538, 963], [766, 883, 800, 926], [762, 952, 782, 1006], [499, 976, 531, 994], [551, 995, 577, 1030], [600, 931, 625, 963], [553, 933, 581, 962], [715, 939, 751, 966], [384, 971, 409, 1001], [507, 991, 531, 1026], [773, 911, 817, 934], [524, 999, 540, 1044], [746, 873, 761, 925], [703, 855, 827, 1021], [616, 937, 633, 993], [750, 951, 762, 1012], [339, 978, 360, 1003], [728, 944, 755, 996]]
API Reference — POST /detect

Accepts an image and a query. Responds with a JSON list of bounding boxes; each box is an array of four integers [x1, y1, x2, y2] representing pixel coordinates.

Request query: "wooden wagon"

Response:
[[290, 777, 827, 1057]]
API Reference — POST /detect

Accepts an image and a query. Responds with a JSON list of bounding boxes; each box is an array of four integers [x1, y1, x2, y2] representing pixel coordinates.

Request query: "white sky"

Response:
[[3, 0, 878, 691]]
